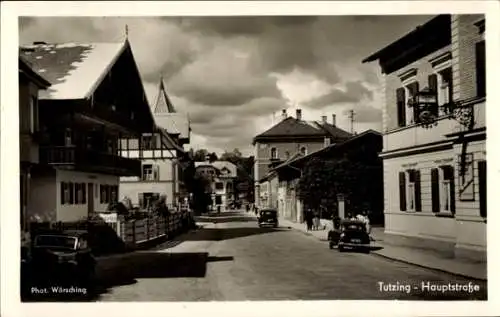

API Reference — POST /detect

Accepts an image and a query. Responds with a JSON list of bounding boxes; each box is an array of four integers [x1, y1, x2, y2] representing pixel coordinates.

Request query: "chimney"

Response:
[[296, 109, 302, 120], [332, 114, 337, 127], [321, 116, 327, 123], [281, 109, 287, 121]]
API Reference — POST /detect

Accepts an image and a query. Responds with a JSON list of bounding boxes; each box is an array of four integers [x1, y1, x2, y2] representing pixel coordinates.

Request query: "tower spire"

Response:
[[125, 24, 129, 39]]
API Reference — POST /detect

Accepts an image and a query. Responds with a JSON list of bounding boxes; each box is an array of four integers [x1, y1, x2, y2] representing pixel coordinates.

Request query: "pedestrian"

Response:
[[313, 209, 320, 230], [305, 209, 313, 231], [363, 211, 371, 234]]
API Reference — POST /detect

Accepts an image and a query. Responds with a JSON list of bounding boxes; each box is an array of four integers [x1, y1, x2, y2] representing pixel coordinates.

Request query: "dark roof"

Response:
[[362, 15, 451, 74], [19, 56, 51, 88], [273, 129, 382, 171], [253, 117, 351, 143]]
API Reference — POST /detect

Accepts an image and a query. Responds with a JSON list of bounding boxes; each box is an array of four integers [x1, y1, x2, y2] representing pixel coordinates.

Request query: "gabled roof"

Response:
[[194, 160, 237, 177], [20, 41, 130, 100], [273, 129, 382, 171], [253, 117, 351, 144], [153, 78, 176, 113], [19, 56, 51, 88]]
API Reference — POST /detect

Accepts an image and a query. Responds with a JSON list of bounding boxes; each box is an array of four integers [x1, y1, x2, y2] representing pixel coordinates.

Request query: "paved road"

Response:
[[95, 211, 487, 301]]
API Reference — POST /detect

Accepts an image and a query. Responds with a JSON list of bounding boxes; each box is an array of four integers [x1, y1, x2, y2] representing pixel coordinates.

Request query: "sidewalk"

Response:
[[280, 218, 486, 281]]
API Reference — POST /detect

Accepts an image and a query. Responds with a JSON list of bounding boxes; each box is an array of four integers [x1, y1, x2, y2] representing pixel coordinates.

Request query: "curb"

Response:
[[284, 221, 486, 281], [370, 251, 487, 281]]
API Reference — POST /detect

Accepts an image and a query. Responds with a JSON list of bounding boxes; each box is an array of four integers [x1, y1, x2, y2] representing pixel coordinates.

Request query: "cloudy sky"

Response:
[[19, 15, 432, 156]]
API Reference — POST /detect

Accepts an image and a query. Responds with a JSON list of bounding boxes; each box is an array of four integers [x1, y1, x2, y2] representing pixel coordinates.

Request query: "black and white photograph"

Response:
[[1, 1, 499, 316]]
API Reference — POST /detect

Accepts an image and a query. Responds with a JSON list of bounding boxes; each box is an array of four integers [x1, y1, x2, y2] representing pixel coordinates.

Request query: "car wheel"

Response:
[[329, 242, 334, 249], [338, 246, 344, 252]]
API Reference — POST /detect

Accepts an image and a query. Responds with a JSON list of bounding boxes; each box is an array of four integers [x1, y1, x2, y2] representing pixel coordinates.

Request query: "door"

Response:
[[87, 183, 94, 215]]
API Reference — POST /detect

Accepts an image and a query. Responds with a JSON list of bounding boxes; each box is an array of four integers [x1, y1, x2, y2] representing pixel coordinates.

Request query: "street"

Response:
[[95, 211, 487, 301]]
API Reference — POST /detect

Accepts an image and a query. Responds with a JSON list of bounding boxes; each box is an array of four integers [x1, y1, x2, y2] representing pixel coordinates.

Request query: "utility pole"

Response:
[[348, 110, 356, 134]]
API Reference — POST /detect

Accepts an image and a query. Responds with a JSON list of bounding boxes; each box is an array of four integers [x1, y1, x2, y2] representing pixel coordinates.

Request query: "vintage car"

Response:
[[257, 209, 279, 228], [29, 230, 96, 287], [330, 219, 371, 252]]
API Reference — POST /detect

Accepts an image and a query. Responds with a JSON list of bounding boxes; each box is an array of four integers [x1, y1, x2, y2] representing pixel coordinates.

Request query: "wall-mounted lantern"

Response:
[[411, 87, 474, 130]]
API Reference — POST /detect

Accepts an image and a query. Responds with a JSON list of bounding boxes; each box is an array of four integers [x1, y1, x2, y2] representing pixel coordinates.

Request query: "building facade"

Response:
[[195, 161, 237, 212], [20, 40, 155, 223], [119, 79, 190, 209], [253, 109, 352, 207], [263, 130, 383, 224], [363, 14, 486, 260], [19, 56, 51, 235]]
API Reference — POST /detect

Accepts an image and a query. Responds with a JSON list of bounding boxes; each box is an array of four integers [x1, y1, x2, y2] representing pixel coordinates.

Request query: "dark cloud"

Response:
[[304, 81, 373, 109], [19, 15, 431, 154], [175, 16, 317, 37]]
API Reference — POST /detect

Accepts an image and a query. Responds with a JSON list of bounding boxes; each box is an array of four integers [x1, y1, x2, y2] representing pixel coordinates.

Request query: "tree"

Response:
[[193, 149, 209, 162], [298, 156, 382, 218]]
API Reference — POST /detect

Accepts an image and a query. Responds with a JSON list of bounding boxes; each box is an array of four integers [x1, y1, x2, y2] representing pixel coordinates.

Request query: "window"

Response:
[[300, 146, 307, 156], [100, 184, 109, 204], [399, 170, 421, 212], [29, 96, 38, 133], [431, 166, 455, 214], [475, 41, 485, 97], [82, 183, 87, 204], [270, 147, 278, 159], [142, 164, 153, 181], [478, 160, 486, 218], [215, 195, 222, 205], [324, 137, 331, 147], [428, 68, 453, 117], [64, 129, 72, 146], [405, 82, 419, 125], [76, 183, 83, 204], [215, 182, 224, 190], [142, 135, 155, 150], [60, 182, 70, 205], [285, 151, 290, 159]]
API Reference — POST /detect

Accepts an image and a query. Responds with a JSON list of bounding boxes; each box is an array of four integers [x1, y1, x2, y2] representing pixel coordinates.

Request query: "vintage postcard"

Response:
[[1, 1, 498, 317]]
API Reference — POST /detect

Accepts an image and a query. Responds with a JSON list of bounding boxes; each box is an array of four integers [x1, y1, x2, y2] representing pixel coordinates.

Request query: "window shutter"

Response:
[[431, 168, 440, 213], [61, 182, 66, 205], [69, 182, 74, 204], [475, 41, 486, 97], [399, 172, 406, 211], [428, 74, 439, 116], [414, 170, 422, 211], [478, 160, 486, 218], [100, 185, 104, 204], [82, 183, 87, 204], [412, 82, 420, 123], [396, 88, 406, 127], [448, 166, 456, 214]]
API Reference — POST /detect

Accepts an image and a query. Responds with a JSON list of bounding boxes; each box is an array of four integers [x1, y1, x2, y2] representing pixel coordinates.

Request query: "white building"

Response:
[[363, 14, 486, 261], [20, 40, 155, 222], [119, 79, 191, 209], [195, 161, 237, 211]]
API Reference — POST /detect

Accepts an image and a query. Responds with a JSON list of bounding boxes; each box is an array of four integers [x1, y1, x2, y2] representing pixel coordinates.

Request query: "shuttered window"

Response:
[[478, 160, 486, 218], [475, 41, 486, 97], [82, 183, 87, 204], [431, 168, 440, 213], [396, 88, 406, 127], [407, 82, 420, 124], [399, 172, 406, 211]]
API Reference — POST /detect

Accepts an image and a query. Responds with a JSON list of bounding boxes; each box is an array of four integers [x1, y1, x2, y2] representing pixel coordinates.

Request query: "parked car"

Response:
[[335, 219, 371, 253], [29, 230, 96, 288], [257, 209, 278, 228]]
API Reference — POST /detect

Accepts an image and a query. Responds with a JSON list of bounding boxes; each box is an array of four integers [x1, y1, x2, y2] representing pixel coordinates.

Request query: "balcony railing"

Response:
[[39, 146, 141, 176]]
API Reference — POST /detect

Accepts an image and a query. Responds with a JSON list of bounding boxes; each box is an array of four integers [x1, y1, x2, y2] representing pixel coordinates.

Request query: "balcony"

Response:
[[39, 146, 141, 176]]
